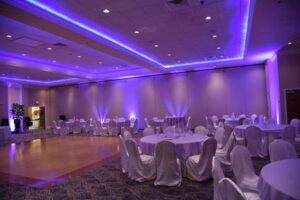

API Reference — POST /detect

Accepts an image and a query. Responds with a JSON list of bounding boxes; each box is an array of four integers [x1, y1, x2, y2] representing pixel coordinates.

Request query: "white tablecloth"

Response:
[[235, 124, 287, 138], [225, 118, 240, 126], [140, 134, 208, 159], [0, 126, 11, 140], [66, 121, 87, 129], [258, 159, 300, 200]]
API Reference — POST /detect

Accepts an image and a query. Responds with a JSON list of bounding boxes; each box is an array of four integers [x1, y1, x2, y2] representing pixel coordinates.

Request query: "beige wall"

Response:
[[49, 65, 268, 128], [277, 50, 300, 123]]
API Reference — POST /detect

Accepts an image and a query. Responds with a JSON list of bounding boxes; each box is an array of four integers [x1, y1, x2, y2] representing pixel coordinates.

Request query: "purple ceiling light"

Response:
[[23, 0, 253, 69]]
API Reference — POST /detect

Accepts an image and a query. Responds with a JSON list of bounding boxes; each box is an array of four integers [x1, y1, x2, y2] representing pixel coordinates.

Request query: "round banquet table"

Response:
[[258, 159, 300, 200], [225, 118, 240, 127], [139, 134, 208, 160], [235, 124, 287, 138]]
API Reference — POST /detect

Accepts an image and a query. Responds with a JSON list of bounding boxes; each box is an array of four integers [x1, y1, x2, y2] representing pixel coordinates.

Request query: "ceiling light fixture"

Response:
[[47, 47, 52, 50], [212, 35, 217, 38], [77, 55, 81, 58], [217, 47, 221, 50], [98, 61, 102, 64], [168, 53, 171, 57], [52, 60, 56, 63], [205, 16, 212, 20], [102, 9, 110, 14], [154, 44, 159, 48], [6, 34, 12, 38], [22, 53, 26, 56], [134, 30, 140, 34], [288, 42, 292, 45]]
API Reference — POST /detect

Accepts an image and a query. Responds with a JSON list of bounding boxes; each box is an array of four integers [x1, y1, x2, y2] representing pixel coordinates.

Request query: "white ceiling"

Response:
[[0, 0, 299, 86]]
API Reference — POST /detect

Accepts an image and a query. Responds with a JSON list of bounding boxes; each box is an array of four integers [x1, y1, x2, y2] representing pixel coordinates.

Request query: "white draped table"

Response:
[[258, 159, 300, 200], [139, 134, 208, 160]]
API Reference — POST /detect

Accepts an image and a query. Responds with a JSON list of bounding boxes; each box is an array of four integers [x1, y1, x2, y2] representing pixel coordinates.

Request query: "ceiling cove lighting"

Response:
[[0, 76, 79, 86], [23, 0, 252, 69]]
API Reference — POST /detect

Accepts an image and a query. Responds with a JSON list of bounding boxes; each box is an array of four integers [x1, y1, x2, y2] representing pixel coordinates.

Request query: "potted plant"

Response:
[[11, 103, 25, 133]]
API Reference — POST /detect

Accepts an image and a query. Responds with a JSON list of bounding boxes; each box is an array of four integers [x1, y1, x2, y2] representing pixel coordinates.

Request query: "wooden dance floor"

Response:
[[0, 136, 120, 187]]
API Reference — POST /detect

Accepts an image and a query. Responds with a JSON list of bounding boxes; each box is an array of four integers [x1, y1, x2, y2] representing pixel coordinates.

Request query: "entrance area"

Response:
[[28, 106, 46, 130], [285, 89, 300, 123]]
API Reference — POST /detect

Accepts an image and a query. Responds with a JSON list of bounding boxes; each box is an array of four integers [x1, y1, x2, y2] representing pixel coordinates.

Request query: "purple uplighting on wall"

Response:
[[265, 54, 281, 124]]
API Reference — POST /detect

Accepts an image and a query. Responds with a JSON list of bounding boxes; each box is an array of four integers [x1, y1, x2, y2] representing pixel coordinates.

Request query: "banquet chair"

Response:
[[95, 120, 108, 136], [269, 139, 297, 162], [238, 117, 246, 125], [281, 125, 296, 146], [230, 145, 259, 192], [154, 141, 181, 186], [219, 178, 260, 200], [215, 127, 225, 149], [222, 115, 229, 119], [123, 131, 132, 140], [290, 118, 300, 136], [58, 120, 69, 135], [186, 138, 217, 182], [52, 121, 60, 135], [242, 119, 252, 125], [108, 120, 119, 136], [119, 135, 129, 173], [212, 157, 225, 200], [251, 114, 257, 124], [125, 139, 155, 182], [186, 116, 191, 131], [216, 132, 235, 168], [238, 114, 246, 119], [223, 124, 233, 143], [72, 120, 81, 134], [143, 127, 155, 136], [130, 118, 138, 134], [206, 117, 216, 135], [194, 125, 208, 135], [245, 126, 267, 157], [144, 118, 150, 128]]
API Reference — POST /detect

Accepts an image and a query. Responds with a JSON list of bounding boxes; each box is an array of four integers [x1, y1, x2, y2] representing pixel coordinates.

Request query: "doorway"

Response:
[[285, 89, 300, 123], [28, 106, 46, 130]]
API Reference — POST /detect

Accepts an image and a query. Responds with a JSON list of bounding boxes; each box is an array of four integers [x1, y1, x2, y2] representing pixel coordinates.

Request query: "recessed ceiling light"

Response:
[[77, 55, 81, 58], [103, 9, 110, 14], [115, 66, 119, 69], [220, 55, 224, 58], [52, 60, 56, 63], [217, 47, 221, 50], [212, 35, 217, 38], [47, 47, 52, 50], [134, 30, 140, 34], [168, 53, 172, 57], [75, 65, 79, 68], [177, 60, 181, 63], [288, 42, 293, 45], [2, 74, 5, 76], [27, 76, 30, 79], [154, 44, 159, 48], [22, 53, 26, 56], [6, 34, 12, 38], [205, 16, 212, 21]]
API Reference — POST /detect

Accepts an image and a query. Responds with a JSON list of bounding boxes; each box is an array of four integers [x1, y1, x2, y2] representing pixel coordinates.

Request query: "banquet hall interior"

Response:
[[0, 0, 300, 199]]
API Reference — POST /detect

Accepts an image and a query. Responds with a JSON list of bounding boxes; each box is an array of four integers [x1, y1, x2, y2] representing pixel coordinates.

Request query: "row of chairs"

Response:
[[213, 139, 298, 200], [52, 119, 138, 136]]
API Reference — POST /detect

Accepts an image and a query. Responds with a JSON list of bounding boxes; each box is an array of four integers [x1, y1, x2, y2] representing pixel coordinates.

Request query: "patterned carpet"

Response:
[[0, 131, 269, 200]]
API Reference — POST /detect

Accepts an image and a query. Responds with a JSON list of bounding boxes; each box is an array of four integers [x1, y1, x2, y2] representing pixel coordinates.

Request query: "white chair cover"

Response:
[[194, 125, 208, 135], [108, 120, 119, 136], [269, 139, 297, 162], [290, 118, 300, 136], [206, 117, 216, 135], [58, 121, 69, 135], [245, 126, 267, 157], [186, 116, 191, 131], [186, 138, 217, 182], [52, 121, 60, 135], [230, 145, 259, 192], [222, 115, 229, 119], [219, 178, 260, 200], [73, 120, 81, 134], [243, 119, 252, 125], [143, 127, 155, 136], [211, 115, 219, 124], [119, 135, 129, 173], [215, 127, 225, 149], [238, 114, 246, 119], [282, 125, 296, 146], [216, 132, 235, 166], [123, 131, 132, 140], [223, 124, 233, 144], [125, 139, 155, 182], [251, 114, 257, 124], [212, 157, 225, 200], [154, 141, 182, 186]]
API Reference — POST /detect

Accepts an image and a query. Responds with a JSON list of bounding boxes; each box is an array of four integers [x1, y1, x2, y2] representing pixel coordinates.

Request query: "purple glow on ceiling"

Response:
[[0, 76, 80, 86], [23, 0, 252, 69]]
